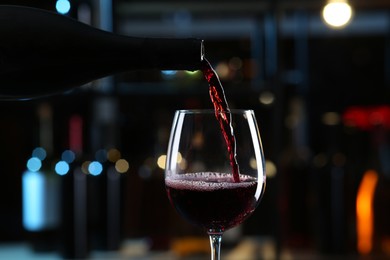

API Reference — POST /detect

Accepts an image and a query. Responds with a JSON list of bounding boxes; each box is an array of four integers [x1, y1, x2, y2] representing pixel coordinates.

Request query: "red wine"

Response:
[[201, 59, 240, 182], [165, 172, 261, 232]]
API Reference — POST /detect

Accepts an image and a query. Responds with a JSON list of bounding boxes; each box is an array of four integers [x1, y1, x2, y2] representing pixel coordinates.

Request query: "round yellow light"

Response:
[[265, 160, 277, 178], [81, 161, 91, 174], [107, 148, 121, 162], [115, 159, 129, 173], [157, 155, 167, 169]]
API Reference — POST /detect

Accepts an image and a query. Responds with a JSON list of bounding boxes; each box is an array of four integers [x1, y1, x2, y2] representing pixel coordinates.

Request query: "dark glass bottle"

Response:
[[0, 5, 204, 100], [59, 114, 88, 259], [22, 103, 61, 252]]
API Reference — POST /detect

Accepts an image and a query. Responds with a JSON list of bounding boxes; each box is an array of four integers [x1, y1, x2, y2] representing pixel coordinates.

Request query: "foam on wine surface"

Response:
[[165, 172, 257, 191]]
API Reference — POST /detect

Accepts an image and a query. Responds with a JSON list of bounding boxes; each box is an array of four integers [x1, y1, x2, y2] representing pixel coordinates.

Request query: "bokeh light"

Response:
[[56, 0, 71, 15], [313, 153, 328, 168], [88, 161, 103, 176], [249, 157, 258, 169], [322, 0, 353, 28], [265, 160, 277, 178], [55, 161, 70, 176], [115, 159, 129, 173], [161, 70, 177, 80], [322, 112, 340, 126], [215, 62, 230, 79], [185, 70, 201, 78], [157, 155, 167, 169], [27, 157, 42, 172], [81, 161, 91, 174], [179, 158, 188, 170], [32, 147, 47, 161], [138, 165, 152, 179], [95, 149, 108, 163], [176, 152, 183, 163], [228, 57, 243, 70], [107, 148, 121, 163], [61, 150, 75, 163], [259, 91, 275, 106]]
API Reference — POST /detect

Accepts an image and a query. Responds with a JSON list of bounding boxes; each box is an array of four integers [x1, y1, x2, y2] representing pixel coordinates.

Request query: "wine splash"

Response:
[[201, 59, 240, 182]]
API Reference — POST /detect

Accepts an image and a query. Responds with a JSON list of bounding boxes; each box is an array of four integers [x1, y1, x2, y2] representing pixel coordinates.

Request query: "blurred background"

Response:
[[0, 0, 389, 259]]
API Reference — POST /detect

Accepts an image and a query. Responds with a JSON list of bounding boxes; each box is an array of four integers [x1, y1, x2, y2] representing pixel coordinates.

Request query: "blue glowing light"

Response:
[[161, 70, 177, 76], [88, 161, 103, 176], [27, 157, 42, 172], [95, 149, 108, 163], [161, 70, 177, 79], [55, 161, 69, 176], [61, 150, 75, 163], [32, 147, 47, 161], [56, 0, 71, 15], [22, 171, 45, 231]]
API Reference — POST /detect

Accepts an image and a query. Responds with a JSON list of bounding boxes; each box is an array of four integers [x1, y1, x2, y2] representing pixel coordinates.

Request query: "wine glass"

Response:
[[165, 109, 266, 260]]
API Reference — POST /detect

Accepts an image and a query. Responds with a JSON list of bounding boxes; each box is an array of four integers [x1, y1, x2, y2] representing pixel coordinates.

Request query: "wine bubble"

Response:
[[166, 172, 257, 192]]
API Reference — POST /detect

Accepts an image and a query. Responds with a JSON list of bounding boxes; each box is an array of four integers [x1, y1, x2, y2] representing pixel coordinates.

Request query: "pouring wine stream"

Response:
[[201, 58, 241, 183]]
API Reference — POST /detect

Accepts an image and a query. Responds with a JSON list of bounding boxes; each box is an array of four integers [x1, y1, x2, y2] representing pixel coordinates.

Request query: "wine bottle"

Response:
[[60, 114, 88, 258], [0, 5, 204, 100], [22, 103, 60, 251]]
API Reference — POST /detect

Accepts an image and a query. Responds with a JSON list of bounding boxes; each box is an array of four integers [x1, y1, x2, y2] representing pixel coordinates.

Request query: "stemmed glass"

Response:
[[165, 109, 266, 260]]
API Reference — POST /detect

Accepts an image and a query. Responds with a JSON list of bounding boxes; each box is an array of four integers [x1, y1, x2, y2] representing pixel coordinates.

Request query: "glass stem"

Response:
[[208, 231, 223, 260]]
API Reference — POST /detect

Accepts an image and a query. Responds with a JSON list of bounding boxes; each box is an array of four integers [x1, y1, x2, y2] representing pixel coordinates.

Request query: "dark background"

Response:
[[0, 0, 389, 258]]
